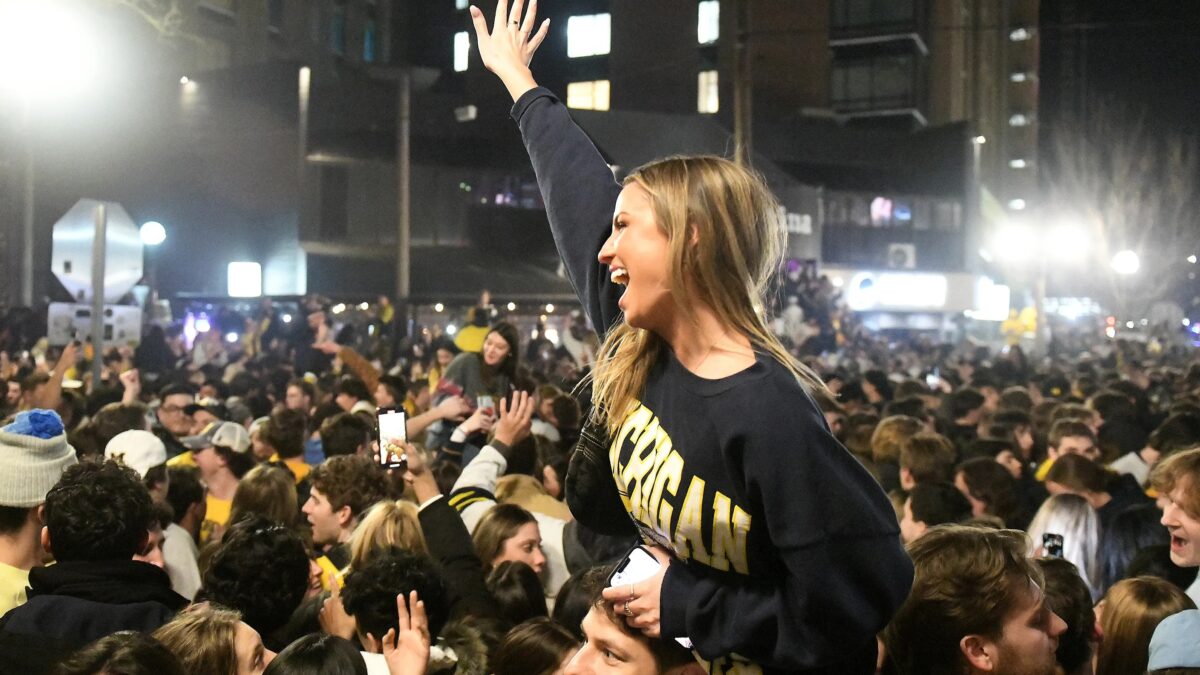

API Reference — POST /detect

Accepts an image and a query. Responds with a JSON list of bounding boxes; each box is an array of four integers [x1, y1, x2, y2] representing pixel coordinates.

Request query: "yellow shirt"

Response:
[[453, 325, 488, 353], [270, 454, 312, 484], [201, 495, 232, 546], [0, 562, 29, 616], [1035, 457, 1055, 482]]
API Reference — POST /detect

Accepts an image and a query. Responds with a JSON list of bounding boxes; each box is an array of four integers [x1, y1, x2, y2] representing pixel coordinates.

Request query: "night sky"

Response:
[[1040, 0, 1200, 138]]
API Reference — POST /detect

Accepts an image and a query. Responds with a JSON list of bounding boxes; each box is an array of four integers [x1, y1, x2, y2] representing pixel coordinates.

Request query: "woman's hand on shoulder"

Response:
[[469, 0, 549, 100]]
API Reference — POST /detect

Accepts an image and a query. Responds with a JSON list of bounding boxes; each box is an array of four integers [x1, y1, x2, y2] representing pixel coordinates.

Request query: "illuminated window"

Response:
[[454, 31, 469, 72], [228, 262, 262, 298], [566, 80, 610, 110], [1009, 27, 1032, 41], [697, 70, 718, 113], [698, 1, 719, 44], [1009, 113, 1030, 126], [567, 14, 610, 57]]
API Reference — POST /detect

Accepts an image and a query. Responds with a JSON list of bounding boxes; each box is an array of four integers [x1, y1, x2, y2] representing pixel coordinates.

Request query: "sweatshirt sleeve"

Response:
[[658, 389, 913, 670], [448, 445, 508, 534], [511, 88, 623, 335]]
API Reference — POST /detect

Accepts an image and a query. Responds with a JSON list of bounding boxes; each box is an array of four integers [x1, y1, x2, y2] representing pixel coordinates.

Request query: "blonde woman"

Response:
[[153, 605, 275, 674], [470, 2, 912, 672], [1026, 493, 1103, 599], [347, 499, 429, 571], [1095, 576, 1195, 675]]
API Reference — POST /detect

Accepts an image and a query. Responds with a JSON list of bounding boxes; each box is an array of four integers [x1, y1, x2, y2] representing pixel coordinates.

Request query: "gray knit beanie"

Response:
[[0, 409, 78, 508]]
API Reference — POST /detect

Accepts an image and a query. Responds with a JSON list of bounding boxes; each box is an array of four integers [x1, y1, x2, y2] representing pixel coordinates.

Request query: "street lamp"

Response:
[[0, 1, 105, 306], [1111, 250, 1140, 276], [140, 221, 166, 295]]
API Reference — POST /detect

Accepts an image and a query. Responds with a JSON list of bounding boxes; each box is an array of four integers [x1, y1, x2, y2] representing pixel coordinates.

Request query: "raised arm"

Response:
[[472, 0, 623, 333]]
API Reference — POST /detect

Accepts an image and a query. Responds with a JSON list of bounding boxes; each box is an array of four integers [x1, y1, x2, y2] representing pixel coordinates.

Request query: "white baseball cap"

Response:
[[105, 430, 168, 479], [182, 421, 251, 454]]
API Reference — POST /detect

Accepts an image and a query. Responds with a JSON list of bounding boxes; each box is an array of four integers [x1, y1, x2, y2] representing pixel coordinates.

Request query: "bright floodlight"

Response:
[[0, 1, 102, 99], [1112, 250, 1140, 276], [228, 262, 262, 298], [1047, 221, 1088, 263], [140, 221, 166, 246], [992, 224, 1037, 264]]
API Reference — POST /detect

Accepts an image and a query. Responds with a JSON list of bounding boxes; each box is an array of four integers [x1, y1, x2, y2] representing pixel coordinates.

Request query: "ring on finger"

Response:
[[623, 601, 632, 617], [628, 584, 637, 601]]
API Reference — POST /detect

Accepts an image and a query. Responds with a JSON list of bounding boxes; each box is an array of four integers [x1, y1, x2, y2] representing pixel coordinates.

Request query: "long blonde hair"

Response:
[[1095, 576, 1195, 675], [347, 499, 428, 571], [152, 605, 242, 675], [591, 155, 825, 436]]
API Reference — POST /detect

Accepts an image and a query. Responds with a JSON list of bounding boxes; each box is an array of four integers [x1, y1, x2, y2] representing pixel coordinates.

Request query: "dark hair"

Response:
[[956, 457, 1021, 527], [487, 561, 548, 630], [491, 618, 579, 675], [340, 547, 450, 641], [1126, 545, 1200, 592], [581, 566, 695, 671], [908, 482, 973, 527], [883, 397, 928, 421], [89, 402, 149, 446], [991, 409, 1033, 430], [1036, 557, 1096, 673], [431, 460, 462, 497], [863, 369, 893, 401], [166, 467, 205, 526], [487, 321, 521, 381], [45, 460, 152, 561], [1099, 504, 1171, 593], [264, 408, 307, 459], [376, 375, 406, 407], [883, 526, 1044, 675], [964, 438, 1014, 462], [1089, 390, 1132, 422], [947, 388, 986, 420], [997, 387, 1034, 413], [201, 515, 310, 642], [334, 376, 372, 404], [1045, 453, 1109, 493], [0, 505, 32, 536], [309, 455, 389, 518], [319, 413, 372, 458], [158, 384, 194, 401], [52, 631, 184, 675], [551, 567, 597, 642], [900, 433, 957, 484], [262, 634, 366, 675], [1149, 412, 1200, 456], [551, 396, 581, 431], [287, 378, 316, 403]]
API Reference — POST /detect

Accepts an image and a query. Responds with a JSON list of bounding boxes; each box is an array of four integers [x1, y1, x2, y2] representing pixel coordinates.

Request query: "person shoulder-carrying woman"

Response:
[[469, 2, 913, 673]]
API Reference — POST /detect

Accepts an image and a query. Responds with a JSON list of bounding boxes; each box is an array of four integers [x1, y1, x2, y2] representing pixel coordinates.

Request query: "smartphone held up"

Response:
[[377, 407, 408, 470]]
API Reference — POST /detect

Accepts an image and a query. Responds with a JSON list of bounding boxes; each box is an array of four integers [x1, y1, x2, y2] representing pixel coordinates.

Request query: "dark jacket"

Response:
[[0, 559, 187, 674]]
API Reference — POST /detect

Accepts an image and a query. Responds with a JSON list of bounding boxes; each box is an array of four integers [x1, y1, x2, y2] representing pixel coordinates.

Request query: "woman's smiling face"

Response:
[[598, 182, 674, 331]]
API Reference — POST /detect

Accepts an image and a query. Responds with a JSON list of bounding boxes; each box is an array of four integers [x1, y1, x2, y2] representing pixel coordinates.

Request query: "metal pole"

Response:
[[21, 96, 34, 306], [91, 203, 107, 387], [396, 67, 412, 333], [733, 0, 753, 166]]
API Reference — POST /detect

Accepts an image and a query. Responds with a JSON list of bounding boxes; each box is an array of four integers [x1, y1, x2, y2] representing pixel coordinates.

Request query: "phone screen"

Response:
[[377, 408, 407, 469], [476, 395, 495, 416], [607, 546, 694, 650], [1042, 533, 1064, 558]]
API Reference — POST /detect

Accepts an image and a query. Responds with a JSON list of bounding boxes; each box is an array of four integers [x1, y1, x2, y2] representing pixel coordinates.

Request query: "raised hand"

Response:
[[469, 0, 550, 100], [381, 591, 431, 675], [493, 390, 535, 447]]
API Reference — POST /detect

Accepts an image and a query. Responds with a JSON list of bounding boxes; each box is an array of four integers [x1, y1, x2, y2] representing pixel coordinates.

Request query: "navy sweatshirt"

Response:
[[511, 87, 912, 675]]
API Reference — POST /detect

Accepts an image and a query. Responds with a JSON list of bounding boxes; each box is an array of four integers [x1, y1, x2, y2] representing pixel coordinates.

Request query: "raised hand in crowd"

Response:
[[433, 394, 472, 422], [493, 390, 534, 447], [459, 404, 495, 436], [469, 0, 549, 100], [119, 367, 141, 404], [319, 574, 356, 641], [381, 591, 430, 675]]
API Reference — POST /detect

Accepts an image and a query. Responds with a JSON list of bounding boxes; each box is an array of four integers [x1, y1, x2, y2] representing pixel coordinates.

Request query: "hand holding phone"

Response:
[[377, 408, 408, 470]]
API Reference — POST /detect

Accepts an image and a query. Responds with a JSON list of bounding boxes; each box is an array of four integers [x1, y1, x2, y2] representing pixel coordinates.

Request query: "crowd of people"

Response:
[[3, 2, 1200, 673]]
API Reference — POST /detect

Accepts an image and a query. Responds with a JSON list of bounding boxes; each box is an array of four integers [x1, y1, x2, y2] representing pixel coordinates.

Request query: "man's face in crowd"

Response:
[[334, 392, 356, 412], [191, 410, 220, 435], [133, 523, 165, 568], [966, 580, 1065, 675], [285, 385, 310, 412], [1050, 435, 1099, 462], [899, 498, 927, 544], [5, 380, 19, 406], [1161, 482, 1200, 567], [198, 383, 219, 400], [193, 444, 223, 475], [302, 487, 346, 547], [374, 383, 396, 409], [565, 606, 662, 675], [158, 393, 194, 436]]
